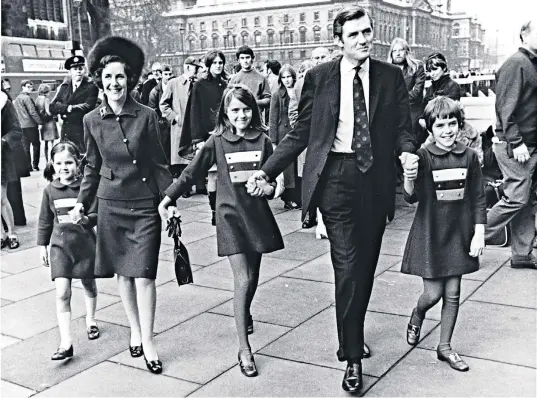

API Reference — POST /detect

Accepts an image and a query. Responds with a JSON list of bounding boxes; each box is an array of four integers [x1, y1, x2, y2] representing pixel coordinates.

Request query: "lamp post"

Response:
[[73, 0, 84, 49], [180, 26, 185, 72]]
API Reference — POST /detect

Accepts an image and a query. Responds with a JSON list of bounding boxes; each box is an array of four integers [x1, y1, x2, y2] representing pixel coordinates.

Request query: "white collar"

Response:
[[341, 56, 370, 75]]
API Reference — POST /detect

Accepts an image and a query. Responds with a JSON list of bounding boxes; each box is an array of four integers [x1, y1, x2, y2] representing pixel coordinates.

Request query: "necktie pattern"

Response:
[[352, 67, 373, 173]]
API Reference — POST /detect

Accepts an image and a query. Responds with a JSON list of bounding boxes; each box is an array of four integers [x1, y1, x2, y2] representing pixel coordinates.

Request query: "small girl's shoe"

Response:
[[87, 325, 100, 340], [406, 309, 422, 346], [238, 350, 258, 377], [8, 237, 19, 249], [436, 349, 469, 372], [51, 345, 73, 360]]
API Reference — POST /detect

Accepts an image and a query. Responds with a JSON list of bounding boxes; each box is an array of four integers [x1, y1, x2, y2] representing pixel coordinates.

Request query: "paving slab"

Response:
[[1, 334, 22, 349], [1, 299, 13, 307], [96, 281, 233, 333], [0, 271, 12, 278], [0, 381, 36, 398], [33, 361, 200, 397], [191, 354, 377, 397], [192, 256, 303, 292], [1, 289, 120, 339], [385, 212, 415, 231], [378, 229, 409, 257], [368, 271, 482, 320], [265, 231, 330, 262], [274, 209, 303, 222], [260, 306, 438, 377], [1, 318, 129, 392], [275, 219, 304, 236], [420, 301, 537, 368], [469, 266, 537, 308], [178, 236, 221, 266], [210, 276, 334, 327], [109, 312, 290, 385], [0, 230, 37, 254], [1, 266, 55, 301], [173, 209, 209, 224], [364, 347, 536, 397], [0, 246, 42, 274], [182, 203, 212, 214], [175, 221, 217, 244]]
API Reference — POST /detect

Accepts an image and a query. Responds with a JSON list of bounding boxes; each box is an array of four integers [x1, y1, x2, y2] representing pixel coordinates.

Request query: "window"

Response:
[[288, 51, 293, 60], [299, 28, 306, 43], [224, 35, 229, 49], [281, 29, 293, 45], [283, 14, 289, 23], [254, 17, 260, 26], [242, 18, 247, 28], [50, 49, 63, 58], [200, 22, 205, 31], [313, 27, 321, 42], [280, 51, 285, 60], [268, 30, 274, 45], [22, 45, 37, 57], [327, 24, 333, 39], [188, 38, 195, 51], [453, 22, 460, 36], [37, 48, 51, 58], [268, 51, 274, 59], [268, 16, 273, 25], [255, 32, 261, 47], [328, 10, 333, 19], [200, 36, 207, 50], [62, 50, 71, 58], [188, 23, 194, 31], [212, 34, 219, 48], [212, 21, 217, 30], [299, 13, 305, 22], [242, 32, 249, 46], [6, 44, 22, 56], [314, 11, 319, 21], [300, 50, 306, 58]]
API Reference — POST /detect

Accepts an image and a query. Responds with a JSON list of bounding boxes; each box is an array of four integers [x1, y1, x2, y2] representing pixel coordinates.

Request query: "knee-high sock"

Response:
[[85, 295, 97, 327], [57, 311, 72, 348]]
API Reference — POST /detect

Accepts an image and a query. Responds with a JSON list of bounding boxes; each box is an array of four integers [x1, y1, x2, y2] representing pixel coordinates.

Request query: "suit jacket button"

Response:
[[132, 160, 137, 164], [142, 177, 147, 182], [123, 138, 128, 143], [116, 117, 120, 121]]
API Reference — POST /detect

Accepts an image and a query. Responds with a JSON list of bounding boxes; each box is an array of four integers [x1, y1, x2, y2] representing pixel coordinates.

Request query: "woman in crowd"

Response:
[[35, 84, 60, 162], [269, 64, 300, 209], [71, 36, 172, 374]]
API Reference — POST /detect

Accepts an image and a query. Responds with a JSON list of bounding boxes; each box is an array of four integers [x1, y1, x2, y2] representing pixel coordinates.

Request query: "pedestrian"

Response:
[[38, 141, 111, 361], [49, 55, 98, 153], [402, 96, 486, 372], [148, 64, 174, 162], [262, 60, 282, 94], [140, 62, 162, 105], [160, 56, 202, 183], [269, 64, 300, 209], [311, 47, 330, 65], [13, 80, 42, 171], [1, 90, 22, 249], [180, 50, 228, 225], [485, 19, 537, 269], [248, 7, 418, 393], [159, 85, 284, 378], [35, 84, 59, 162], [71, 36, 172, 374]]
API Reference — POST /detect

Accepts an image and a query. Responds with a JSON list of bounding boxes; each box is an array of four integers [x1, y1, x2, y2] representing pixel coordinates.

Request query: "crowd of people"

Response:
[[0, 6, 535, 394]]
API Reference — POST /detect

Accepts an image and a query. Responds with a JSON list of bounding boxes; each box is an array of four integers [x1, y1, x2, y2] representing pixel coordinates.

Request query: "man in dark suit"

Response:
[[248, 7, 418, 393], [50, 56, 98, 153]]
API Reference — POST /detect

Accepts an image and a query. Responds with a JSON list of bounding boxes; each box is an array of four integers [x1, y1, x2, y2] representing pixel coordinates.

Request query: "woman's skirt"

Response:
[[96, 198, 161, 279]]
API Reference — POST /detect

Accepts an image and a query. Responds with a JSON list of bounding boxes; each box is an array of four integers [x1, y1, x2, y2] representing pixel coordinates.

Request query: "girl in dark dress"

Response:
[[159, 85, 284, 378], [38, 142, 110, 360], [402, 97, 486, 372]]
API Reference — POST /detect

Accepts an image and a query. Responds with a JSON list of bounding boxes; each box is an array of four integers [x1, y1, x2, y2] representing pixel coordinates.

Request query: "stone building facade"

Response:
[[450, 13, 486, 72]]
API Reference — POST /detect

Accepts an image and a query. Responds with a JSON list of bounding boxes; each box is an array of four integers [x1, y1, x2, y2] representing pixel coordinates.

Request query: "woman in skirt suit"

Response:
[[71, 37, 172, 374]]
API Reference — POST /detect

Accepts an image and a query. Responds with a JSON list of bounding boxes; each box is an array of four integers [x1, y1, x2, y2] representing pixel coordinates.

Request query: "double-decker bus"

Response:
[[1, 36, 73, 97]]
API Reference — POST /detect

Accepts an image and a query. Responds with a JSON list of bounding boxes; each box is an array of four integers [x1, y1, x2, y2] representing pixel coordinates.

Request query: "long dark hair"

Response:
[[213, 84, 267, 136], [204, 50, 228, 81], [43, 141, 83, 182]]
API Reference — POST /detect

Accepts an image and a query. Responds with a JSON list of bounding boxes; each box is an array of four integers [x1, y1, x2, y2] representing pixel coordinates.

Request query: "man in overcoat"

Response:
[[248, 7, 417, 393], [50, 56, 98, 152]]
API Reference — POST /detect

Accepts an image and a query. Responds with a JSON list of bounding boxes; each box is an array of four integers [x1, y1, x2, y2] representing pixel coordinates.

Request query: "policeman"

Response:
[[50, 55, 98, 152]]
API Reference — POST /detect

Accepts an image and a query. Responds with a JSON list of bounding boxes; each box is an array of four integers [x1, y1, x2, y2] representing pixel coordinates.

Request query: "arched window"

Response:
[[267, 29, 275, 45], [254, 31, 262, 47], [327, 24, 333, 40], [212, 33, 219, 48], [188, 36, 195, 51], [299, 26, 307, 43], [200, 35, 207, 50], [453, 22, 460, 36], [242, 31, 249, 46], [313, 26, 321, 42]]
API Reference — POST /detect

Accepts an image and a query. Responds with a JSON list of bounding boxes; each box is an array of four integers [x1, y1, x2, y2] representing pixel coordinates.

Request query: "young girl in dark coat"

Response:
[[38, 142, 112, 361], [159, 85, 284, 378], [402, 96, 486, 372]]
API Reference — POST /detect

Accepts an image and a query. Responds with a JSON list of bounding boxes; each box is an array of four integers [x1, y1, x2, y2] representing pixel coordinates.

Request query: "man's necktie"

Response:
[[352, 67, 373, 173]]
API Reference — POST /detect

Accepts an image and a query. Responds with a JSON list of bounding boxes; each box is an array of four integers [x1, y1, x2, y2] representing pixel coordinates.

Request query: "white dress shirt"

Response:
[[332, 56, 370, 153]]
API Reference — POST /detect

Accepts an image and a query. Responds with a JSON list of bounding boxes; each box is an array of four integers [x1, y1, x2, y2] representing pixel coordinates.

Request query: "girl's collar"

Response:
[[220, 129, 263, 142], [425, 142, 466, 155], [51, 178, 81, 189]]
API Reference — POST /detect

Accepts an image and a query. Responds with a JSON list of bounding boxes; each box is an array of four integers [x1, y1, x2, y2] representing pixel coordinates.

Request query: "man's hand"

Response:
[[513, 143, 530, 164], [67, 105, 73, 113], [246, 170, 268, 197], [400, 152, 419, 181]]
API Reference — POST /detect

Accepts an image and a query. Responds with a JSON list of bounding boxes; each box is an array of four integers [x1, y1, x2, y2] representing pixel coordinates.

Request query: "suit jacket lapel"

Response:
[[327, 60, 341, 119], [368, 59, 383, 125]]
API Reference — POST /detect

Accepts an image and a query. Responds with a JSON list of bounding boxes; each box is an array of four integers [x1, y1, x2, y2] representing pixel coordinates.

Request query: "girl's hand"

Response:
[[69, 203, 84, 224], [469, 225, 485, 257], [255, 178, 275, 196], [40, 246, 49, 267]]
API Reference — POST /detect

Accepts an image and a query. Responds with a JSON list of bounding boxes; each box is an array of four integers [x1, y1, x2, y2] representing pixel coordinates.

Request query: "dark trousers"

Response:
[[21, 127, 40, 169], [61, 125, 85, 153], [317, 154, 386, 362]]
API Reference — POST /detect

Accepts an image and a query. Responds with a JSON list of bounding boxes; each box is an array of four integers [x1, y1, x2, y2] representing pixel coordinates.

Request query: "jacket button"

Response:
[[132, 160, 137, 164], [116, 117, 120, 122], [142, 177, 147, 182], [253, 163, 256, 167], [230, 166, 234, 170], [123, 138, 128, 143]]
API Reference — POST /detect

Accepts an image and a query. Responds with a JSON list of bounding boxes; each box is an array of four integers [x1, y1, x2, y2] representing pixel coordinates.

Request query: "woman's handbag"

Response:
[[166, 215, 193, 286]]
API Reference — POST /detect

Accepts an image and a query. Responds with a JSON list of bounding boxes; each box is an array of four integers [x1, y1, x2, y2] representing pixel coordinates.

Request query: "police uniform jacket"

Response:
[[78, 95, 172, 210]]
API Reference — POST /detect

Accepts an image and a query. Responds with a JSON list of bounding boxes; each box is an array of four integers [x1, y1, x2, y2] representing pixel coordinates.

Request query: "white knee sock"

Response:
[[57, 311, 72, 348], [85, 295, 97, 327]]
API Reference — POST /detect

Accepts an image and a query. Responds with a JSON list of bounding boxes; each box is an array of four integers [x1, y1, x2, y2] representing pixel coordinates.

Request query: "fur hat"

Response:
[[87, 36, 145, 90]]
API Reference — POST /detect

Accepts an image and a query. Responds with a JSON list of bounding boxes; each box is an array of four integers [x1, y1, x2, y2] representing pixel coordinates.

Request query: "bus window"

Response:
[[51, 49, 64, 58], [22, 45, 37, 57], [37, 48, 51, 58], [31, 80, 42, 89], [63, 50, 72, 58], [6, 44, 23, 56]]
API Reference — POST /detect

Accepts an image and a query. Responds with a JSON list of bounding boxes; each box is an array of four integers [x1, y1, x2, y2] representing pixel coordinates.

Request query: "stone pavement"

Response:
[[1, 168, 536, 397]]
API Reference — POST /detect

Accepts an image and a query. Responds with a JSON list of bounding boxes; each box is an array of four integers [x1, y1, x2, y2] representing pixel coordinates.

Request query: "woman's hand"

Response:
[[40, 246, 49, 267], [469, 224, 485, 257]]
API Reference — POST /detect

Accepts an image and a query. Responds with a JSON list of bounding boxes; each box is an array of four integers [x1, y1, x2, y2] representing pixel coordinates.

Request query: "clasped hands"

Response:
[[68, 203, 87, 225], [400, 152, 419, 181], [245, 172, 274, 197]]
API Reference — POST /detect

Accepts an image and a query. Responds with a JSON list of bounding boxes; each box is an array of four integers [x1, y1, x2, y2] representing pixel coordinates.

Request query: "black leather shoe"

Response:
[[211, 211, 216, 226], [247, 315, 254, 335], [362, 343, 371, 358], [238, 350, 258, 377], [301, 212, 318, 229], [437, 350, 469, 372], [144, 355, 163, 374], [51, 345, 73, 360], [342, 361, 363, 393], [407, 323, 421, 346], [510, 257, 537, 269], [87, 325, 100, 340], [283, 201, 300, 210], [130, 345, 143, 357]]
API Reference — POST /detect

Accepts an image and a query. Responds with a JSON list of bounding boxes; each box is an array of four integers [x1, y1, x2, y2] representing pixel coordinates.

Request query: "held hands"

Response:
[[513, 143, 530, 164], [246, 171, 270, 197], [69, 203, 85, 225], [469, 225, 485, 257], [400, 152, 419, 181]]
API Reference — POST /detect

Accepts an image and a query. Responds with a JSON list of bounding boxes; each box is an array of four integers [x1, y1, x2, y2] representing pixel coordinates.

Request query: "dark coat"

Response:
[[141, 78, 158, 105], [423, 74, 461, 109], [401, 143, 487, 278], [50, 76, 98, 152], [1, 94, 23, 183], [78, 95, 172, 209], [403, 63, 426, 115], [261, 57, 416, 221], [148, 81, 171, 161]]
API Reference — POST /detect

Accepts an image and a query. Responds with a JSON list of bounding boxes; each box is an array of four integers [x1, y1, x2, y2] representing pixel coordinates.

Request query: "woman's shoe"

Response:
[[144, 354, 163, 374], [283, 201, 299, 210], [1, 238, 8, 249], [406, 309, 421, 346], [130, 345, 144, 357], [238, 350, 258, 377], [87, 325, 100, 340], [51, 345, 73, 360], [436, 350, 469, 372], [247, 315, 254, 335], [302, 212, 317, 229], [8, 237, 19, 249]]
